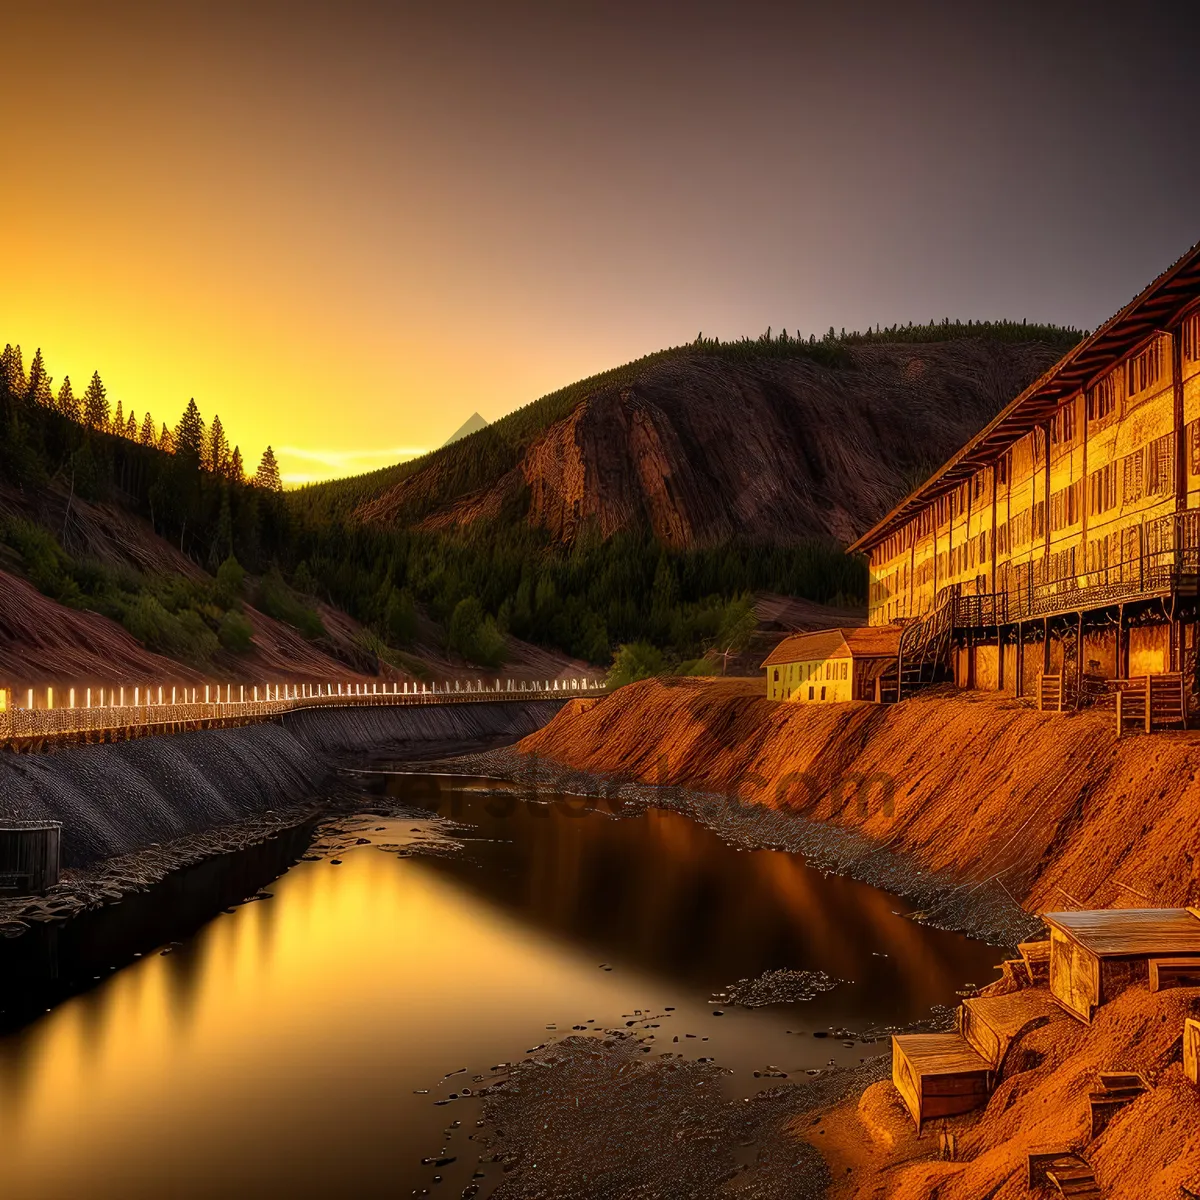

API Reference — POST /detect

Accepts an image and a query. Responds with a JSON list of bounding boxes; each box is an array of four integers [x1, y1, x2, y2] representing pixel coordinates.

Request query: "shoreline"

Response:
[[436, 744, 1038, 948]]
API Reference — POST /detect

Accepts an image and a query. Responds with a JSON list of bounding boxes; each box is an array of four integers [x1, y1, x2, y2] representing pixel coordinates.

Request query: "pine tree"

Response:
[[158, 422, 174, 453], [26, 348, 54, 406], [82, 372, 109, 430], [125, 410, 137, 439], [175, 398, 206, 462], [208, 413, 230, 475], [139, 412, 156, 445], [229, 445, 245, 483], [0, 345, 25, 397], [254, 445, 282, 491], [57, 376, 79, 420], [112, 398, 125, 437]]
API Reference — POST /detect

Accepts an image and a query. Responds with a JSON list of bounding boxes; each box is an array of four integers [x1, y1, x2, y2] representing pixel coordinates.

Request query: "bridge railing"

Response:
[[0, 676, 606, 747]]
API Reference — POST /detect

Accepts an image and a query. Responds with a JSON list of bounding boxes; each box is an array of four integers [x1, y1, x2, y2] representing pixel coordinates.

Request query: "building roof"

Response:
[[848, 239, 1200, 555], [760, 625, 901, 668], [1043, 908, 1200, 957]]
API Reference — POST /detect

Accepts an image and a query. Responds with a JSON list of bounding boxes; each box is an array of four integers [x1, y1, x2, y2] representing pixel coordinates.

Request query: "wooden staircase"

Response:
[[1027, 1150, 1101, 1198], [895, 586, 957, 699]]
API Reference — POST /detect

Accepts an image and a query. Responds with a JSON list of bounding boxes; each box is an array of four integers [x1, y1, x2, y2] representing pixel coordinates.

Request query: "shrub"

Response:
[[218, 610, 255, 653], [606, 642, 667, 689]]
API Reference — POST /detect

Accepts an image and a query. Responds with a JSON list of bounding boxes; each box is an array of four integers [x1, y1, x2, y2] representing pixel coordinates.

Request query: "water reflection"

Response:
[[0, 779, 1001, 1199]]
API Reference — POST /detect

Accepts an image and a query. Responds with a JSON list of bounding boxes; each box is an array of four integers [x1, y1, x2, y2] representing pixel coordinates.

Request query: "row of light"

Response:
[[2, 677, 603, 712]]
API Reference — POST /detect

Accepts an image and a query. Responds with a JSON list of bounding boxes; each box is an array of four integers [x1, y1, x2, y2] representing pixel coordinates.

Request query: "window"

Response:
[[1087, 374, 1116, 425], [820, 687, 826, 701], [1184, 313, 1200, 363], [1089, 462, 1118, 515], [773, 668, 779, 682], [808, 686, 814, 700], [1189, 420, 1200, 476], [996, 453, 1009, 485], [1122, 449, 1143, 504], [1147, 432, 1175, 497], [1032, 500, 1047, 540], [1051, 401, 1078, 446], [1126, 341, 1163, 401]]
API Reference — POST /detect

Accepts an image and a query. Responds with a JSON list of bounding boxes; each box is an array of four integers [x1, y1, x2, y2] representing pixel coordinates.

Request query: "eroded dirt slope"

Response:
[[518, 679, 1200, 912], [356, 341, 1065, 547]]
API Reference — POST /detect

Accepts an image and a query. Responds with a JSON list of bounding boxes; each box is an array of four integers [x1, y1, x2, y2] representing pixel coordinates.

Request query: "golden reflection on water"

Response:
[[0, 840, 642, 1199], [0, 798, 1001, 1199]]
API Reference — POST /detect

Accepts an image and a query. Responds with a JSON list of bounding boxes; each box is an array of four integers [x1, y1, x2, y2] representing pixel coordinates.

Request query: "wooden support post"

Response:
[[1043, 617, 1051, 673], [1016, 622, 1024, 698], [1116, 689, 1123, 738], [1145, 676, 1152, 734], [1117, 604, 1126, 680], [1076, 610, 1084, 699]]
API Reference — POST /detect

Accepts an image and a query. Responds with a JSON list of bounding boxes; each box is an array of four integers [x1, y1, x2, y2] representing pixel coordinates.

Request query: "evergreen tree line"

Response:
[[1, 344, 282, 494], [2, 337, 867, 672], [294, 318, 1084, 532]]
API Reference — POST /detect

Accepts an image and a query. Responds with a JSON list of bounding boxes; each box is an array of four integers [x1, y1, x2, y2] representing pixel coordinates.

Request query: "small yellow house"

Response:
[[762, 626, 902, 702]]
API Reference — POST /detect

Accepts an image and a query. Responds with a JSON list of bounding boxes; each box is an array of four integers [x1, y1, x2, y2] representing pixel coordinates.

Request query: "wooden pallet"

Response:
[[1019, 939, 1051, 985], [1028, 1148, 1101, 1197]]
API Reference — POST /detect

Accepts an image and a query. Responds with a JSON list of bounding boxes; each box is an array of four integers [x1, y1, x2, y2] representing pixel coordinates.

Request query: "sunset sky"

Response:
[[4, 1, 1200, 484]]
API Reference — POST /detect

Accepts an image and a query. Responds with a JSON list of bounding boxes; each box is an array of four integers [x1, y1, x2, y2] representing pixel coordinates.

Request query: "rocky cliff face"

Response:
[[356, 339, 1065, 547]]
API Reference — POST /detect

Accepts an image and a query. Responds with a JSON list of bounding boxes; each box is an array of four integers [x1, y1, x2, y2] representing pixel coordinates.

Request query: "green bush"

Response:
[[218, 610, 255, 653], [606, 642, 668, 689], [447, 596, 507, 667], [215, 555, 246, 607], [255, 566, 326, 640]]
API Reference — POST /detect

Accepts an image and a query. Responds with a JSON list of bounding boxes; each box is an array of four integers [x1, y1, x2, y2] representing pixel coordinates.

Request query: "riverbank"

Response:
[[0, 700, 563, 931], [470, 678, 1200, 1198], [507, 678, 1200, 917]]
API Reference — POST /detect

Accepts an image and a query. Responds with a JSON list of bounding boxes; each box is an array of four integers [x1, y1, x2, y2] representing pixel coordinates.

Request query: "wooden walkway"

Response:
[[0, 677, 605, 752]]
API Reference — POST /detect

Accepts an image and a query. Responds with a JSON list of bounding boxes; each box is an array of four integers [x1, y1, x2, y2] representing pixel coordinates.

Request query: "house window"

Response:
[[1089, 462, 1118, 515], [1184, 313, 1200, 363], [996, 453, 1009, 485], [773, 669, 779, 682], [1189, 420, 1200, 476], [808, 686, 814, 700], [1051, 402, 1078, 446], [1126, 341, 1163, 402], [820, 687, 826, 701], [1087, 375, 1116, 425]]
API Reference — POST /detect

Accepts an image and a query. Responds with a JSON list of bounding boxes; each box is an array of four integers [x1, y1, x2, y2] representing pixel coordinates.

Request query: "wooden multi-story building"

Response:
[[849, 242, 1200, 702]]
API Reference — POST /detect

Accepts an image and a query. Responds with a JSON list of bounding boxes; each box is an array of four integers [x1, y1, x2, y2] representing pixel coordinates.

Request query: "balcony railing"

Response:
[[951, 510, 1200, 627]]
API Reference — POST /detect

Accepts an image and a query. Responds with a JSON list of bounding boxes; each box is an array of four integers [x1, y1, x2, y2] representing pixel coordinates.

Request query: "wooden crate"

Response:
[[1149, 956, 1200, 991], [958, 988, 1061, 1073], [892, 1033, 991, 1132], [1044, 909, 1200, 1021]]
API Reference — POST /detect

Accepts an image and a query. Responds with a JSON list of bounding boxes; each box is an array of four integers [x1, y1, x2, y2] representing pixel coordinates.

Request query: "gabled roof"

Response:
[[1043, 908, 1200, 957], [760, 625, 901, 668], [848, 239, 1200, 555]]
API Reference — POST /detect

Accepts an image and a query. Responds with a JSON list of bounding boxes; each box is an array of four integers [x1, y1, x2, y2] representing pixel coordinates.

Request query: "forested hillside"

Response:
[[0, 323, 1081, 677]]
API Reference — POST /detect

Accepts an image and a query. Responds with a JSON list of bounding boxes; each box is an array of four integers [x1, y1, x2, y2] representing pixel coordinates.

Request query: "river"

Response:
[[0, 774, 1002, 1198]]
